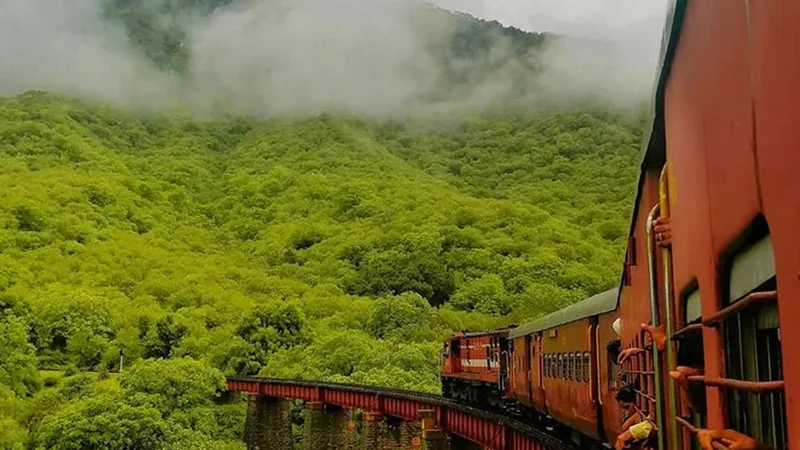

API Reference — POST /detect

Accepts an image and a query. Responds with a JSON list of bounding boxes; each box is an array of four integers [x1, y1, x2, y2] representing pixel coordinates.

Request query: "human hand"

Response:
[[618, 347, 645, 364], [669, 366, 703, 389], [697, 429, 766, 450], [654, 217, 672, 247], [641, 323, 667, 352]]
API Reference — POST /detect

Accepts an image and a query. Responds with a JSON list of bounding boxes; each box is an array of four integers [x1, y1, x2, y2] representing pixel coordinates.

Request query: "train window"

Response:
[[545, 355, 551, 378], [568, 353, 573, 380], [557, 354, 563, 379], [570, 353, 576, 381], [575, 353, 581, 382], [583, 352, 590, 383], [567, 353, 572, 381], [685, 289, 702, 324], [722, 233, 786, 449], [553, 354, 558, 379]]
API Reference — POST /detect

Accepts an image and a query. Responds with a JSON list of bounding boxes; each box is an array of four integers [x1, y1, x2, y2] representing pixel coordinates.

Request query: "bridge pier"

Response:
[[345, 410, 360, 450], [361, 412, 388, 449], [420, 409, 449, 450], [303, 402, 348, 450], [245, 395, 293, 450]]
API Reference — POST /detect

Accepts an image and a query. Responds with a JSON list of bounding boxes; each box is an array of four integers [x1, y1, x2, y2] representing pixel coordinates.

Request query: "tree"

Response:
[[144, 315, 187, 359], [450, 274, 511, 315], [120, 358, 226, 413], [35, 394, 167, 450], [0, 316, 41, 397], [368, 292, 429, 339]]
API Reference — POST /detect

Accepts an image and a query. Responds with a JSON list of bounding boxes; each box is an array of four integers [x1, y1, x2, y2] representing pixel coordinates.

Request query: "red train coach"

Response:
[[441, 328, 514, 408], [615, 0, 799, 449], [442, 1, 800, 449], [507, 288, 622, 448]]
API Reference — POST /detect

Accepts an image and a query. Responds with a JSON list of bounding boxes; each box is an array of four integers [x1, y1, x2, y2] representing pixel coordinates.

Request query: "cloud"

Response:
[[185, 0, 446, 115], [0, 0, 668, 116]]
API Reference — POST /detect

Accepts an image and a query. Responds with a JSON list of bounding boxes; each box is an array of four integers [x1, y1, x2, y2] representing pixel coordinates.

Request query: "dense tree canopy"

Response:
[[0, 90, 640, 446]]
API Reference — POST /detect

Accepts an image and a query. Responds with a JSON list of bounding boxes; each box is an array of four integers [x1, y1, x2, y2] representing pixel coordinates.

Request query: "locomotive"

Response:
[[442, 0, 800, 449]]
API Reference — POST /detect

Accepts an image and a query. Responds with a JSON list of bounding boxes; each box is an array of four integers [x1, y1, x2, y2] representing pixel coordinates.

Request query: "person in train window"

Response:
[[615, 386, 640, 428], [615, 385, 658, 450], [607, 339, 625, 389], [615, 418, 657, 450], [607, 339, 622, 364]]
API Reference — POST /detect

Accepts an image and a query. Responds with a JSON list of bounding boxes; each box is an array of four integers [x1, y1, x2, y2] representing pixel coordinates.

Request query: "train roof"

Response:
[[617, 1, 688, 304], [508, 288, 618, 339], [452, 327, 517, 338]]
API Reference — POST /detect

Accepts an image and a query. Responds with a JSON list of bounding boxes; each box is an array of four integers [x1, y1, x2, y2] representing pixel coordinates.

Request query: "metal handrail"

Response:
[[646, 204, 667, 450], [670, 323, 702, 341], [703, 291, 777, 327], [658, 166, 680, 450], [685, 376, 784, 393]]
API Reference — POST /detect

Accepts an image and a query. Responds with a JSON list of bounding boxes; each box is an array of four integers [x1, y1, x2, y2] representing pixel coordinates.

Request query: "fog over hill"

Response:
[[0, 0, 666, 116]]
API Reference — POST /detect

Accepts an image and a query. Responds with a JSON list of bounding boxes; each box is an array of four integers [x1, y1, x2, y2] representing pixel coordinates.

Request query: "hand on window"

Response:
[[617, 347, 645, 364], [697, 429, 770, 450], [654, 217, 672, 247], [669, 366, 703, 389], [640, 323, 667, 352]]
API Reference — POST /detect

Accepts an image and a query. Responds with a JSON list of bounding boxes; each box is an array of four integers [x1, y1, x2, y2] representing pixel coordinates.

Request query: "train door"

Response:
[[533, 334, 546, 410], [451, 338, 462, 373], [500, 336, 510, 392], [513, 336, 532, 406]]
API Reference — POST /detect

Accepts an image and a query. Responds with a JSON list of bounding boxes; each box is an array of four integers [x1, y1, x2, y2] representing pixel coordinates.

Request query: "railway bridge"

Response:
[[227, 377, 571, 450]]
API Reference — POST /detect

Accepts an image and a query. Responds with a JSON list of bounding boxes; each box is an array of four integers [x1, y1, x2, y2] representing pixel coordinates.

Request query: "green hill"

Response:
[[0, 91, 640, 447]]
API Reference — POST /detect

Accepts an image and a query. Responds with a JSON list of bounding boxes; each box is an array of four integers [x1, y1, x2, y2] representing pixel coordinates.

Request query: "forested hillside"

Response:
[[0, 91, 640, 447], [0, 2, 648, 447]]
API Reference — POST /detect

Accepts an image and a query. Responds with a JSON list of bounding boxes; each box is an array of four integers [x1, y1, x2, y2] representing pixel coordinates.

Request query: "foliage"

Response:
[[120, 358, 226, 412], [0, 316, 41, 397], [30, 359, 243, 450], [35, 394, 168, 450], [0, 90, 640, 443]]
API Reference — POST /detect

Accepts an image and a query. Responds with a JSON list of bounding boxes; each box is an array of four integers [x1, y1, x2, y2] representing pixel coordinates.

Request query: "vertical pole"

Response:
[[646, 205, 667, 450], [659, 166, 680, 450]]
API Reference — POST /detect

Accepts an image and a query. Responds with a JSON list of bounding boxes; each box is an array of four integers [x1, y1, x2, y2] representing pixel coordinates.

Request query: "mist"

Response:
[[0, 0, 668, 116], [0, 0, 175, 107]]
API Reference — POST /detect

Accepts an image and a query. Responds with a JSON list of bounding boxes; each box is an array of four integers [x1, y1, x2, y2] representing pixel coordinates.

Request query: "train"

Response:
[[441, 1, 800, 449]]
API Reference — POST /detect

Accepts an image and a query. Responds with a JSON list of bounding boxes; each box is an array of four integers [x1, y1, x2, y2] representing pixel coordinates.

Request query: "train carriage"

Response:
[[615, 0, 799, 449], [441, 328, 513, 408], [508, 289, 620, 446], [442, 1, 800, 449]]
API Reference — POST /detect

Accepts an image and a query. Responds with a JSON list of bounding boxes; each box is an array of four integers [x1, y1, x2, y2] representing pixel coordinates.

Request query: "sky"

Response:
[[429, 0, 668, 38]]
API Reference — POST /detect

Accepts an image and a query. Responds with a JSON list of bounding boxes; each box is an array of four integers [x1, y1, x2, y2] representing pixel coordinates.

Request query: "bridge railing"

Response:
[[226, 377, 572, 450]]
